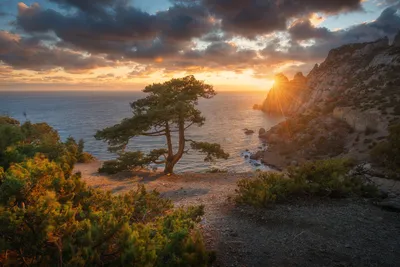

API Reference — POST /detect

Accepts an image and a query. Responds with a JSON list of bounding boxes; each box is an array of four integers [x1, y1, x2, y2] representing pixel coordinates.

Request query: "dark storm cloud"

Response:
[[0, 30, 109, 72], [200, 0, 363, 37], [289, 19, 333, 41], [16, 1, 213, 62]]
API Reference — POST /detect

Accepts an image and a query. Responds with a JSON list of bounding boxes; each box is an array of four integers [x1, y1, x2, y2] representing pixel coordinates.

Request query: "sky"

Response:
[[0, 0, 399, 91]]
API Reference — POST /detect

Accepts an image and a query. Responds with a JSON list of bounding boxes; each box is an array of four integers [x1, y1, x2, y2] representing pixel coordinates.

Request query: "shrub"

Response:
[[0, 118, 94, 175], [77, 139, 95, 163], [0, 116, 20, 125], [0, 156, 213, 266], [99, 159, 124, 174], [99, 151, 147, 174], [79, 152, 95, 163], [235, 159, 378, 207]]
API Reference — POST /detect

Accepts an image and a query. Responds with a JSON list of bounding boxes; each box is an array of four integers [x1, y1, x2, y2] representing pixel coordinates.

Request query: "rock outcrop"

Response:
[[262, 72, 308, 115], [262, 36, 400, 118], [258, 35, 400, 166]]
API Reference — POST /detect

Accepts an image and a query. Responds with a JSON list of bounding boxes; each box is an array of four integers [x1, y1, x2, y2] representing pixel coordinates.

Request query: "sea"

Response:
[[0, 91, 284, 173]]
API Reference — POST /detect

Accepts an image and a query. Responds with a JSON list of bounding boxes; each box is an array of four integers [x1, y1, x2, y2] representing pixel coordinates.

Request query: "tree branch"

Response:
[[142, 133, 166, 137]]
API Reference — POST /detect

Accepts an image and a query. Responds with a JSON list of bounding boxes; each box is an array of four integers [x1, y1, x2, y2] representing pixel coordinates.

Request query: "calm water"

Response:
[[0, 91, 283, 173]]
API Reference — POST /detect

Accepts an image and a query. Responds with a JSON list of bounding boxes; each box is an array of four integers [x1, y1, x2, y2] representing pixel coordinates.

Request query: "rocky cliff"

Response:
[[263, 33, 400, 117], [259, 32, 400, 167]]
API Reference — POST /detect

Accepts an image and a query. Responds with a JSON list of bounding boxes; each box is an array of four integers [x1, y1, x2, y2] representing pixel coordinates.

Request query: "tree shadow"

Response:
[[94, 169, 165, 184]]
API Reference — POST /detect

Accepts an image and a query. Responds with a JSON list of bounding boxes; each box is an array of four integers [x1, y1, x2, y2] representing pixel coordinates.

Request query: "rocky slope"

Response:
[[259, 32, 400, 168]]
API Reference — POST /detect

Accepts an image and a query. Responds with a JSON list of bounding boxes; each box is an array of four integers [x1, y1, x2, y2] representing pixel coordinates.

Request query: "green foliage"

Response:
[[371, 124, 400, 176], [0, 117, 94, 175], [0, 116, 20, 125], [0, 156, 213, 266], [96, 76, 228, 174], [99, 151, 146, 174], [190, 142, 229, 162], [77, 139, 95, 163], [235, 159, 378, 207]]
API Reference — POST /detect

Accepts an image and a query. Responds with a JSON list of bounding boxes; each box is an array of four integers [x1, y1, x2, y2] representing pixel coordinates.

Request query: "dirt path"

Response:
[[75, 162, 400, 267]]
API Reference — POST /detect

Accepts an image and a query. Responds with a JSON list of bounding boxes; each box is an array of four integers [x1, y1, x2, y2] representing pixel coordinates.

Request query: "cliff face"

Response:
[[259, 32, 400, 167], [263, 33, 400, 119]]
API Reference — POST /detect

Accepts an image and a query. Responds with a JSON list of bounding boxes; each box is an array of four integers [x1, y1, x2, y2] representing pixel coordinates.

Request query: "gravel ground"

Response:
[[76, 162, 400, 267]]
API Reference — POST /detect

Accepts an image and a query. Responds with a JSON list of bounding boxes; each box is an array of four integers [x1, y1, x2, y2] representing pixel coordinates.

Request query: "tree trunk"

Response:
[[164, 159, 175, 174], [163, 120, 185, 175]]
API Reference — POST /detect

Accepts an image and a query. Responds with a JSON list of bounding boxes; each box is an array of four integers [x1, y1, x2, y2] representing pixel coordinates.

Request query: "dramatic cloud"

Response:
[[0, 30, 110, 73], [299, 5, 400, 57], [289, 19, 332, 41], [16, 2, 213, 62], [200, 0, 363, 37]]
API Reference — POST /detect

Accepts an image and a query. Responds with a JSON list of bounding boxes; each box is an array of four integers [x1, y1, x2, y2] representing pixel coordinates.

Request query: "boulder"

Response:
[[259, 128, 266, 136]]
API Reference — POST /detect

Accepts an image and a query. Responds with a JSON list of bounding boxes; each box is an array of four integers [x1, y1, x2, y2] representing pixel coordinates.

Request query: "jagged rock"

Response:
[[293, 72, 307, 84], [262, 72, 307, 114], [308, 64, 319, 77]]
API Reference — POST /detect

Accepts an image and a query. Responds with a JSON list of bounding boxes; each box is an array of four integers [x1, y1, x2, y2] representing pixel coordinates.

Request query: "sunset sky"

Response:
[[0, 0, 399, 91]]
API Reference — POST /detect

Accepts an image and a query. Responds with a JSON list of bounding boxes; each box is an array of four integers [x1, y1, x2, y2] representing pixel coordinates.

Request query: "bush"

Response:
[[0, 156, 213, 266], [99, 151, 147, 174], [99, 159, 124, 174], [0, 117, 94, 175], [235, 159, 378, 207], [79, 151, 95, 163], [77, 139, 95, 163]]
